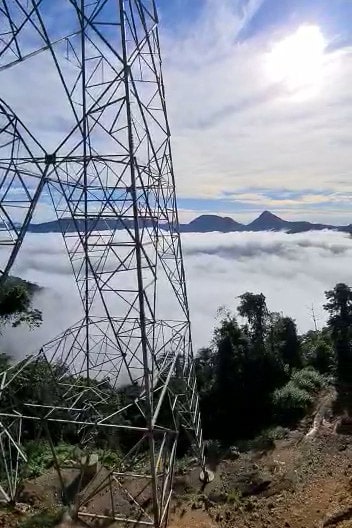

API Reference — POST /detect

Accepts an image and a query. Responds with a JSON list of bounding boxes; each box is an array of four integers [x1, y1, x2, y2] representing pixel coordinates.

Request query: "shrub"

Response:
[[24, 441, 123, 479], [272, 381, 313, 425], [24, 441, 76, 478], [265, 425, 290, 440], [253, 425, 289, 446], [272, 367, 326, 426], [226, 488, 242, 504], [290, 368, 325, 392], [98, 448, 121, 469], [235, 426, 289, 452]]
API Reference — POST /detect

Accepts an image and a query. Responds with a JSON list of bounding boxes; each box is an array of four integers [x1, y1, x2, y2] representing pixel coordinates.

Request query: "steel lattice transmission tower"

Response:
[[0, 1, 206, 526]]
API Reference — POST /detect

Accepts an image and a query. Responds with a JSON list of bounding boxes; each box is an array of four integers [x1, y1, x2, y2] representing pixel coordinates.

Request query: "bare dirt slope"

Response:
[[170, 395, 352, 528]]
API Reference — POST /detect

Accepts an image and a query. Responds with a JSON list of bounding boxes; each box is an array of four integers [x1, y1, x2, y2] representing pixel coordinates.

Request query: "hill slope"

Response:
[[169, 390, 352, 528]]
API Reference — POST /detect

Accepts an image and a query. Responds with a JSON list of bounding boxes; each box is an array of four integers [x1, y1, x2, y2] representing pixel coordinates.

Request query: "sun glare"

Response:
[[266, 25, 326, 94]]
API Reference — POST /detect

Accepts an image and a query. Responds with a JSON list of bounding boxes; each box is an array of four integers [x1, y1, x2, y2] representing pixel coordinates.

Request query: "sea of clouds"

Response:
[[0, 229, 351, 360]]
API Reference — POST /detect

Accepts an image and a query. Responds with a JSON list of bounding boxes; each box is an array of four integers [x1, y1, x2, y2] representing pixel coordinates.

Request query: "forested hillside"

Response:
[[195, 284, 352, 445], [0, 279, 350, 452], [0, 279, 351, 527]]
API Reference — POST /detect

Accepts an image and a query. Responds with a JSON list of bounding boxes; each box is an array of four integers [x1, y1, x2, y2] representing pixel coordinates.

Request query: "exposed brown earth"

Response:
[[169, 392, 352, 528]]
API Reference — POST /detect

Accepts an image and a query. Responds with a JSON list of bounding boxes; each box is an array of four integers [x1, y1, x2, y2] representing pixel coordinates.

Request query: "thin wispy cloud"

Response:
[[160, 0, 352, 223]]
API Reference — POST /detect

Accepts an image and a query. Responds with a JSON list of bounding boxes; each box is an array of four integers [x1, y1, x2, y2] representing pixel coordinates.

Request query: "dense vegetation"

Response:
[[0, 278, 351, 484], [0, 276, 42, 329], [195, 283, 352, 444]]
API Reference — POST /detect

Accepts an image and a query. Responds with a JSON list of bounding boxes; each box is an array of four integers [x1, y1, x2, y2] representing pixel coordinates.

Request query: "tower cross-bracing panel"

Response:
[[0, 1, 205, 526]]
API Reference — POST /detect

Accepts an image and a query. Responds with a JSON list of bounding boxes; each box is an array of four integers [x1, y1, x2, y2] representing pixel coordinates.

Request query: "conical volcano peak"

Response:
[[247, 210, 287, 231], [258, 210, 282, 221]]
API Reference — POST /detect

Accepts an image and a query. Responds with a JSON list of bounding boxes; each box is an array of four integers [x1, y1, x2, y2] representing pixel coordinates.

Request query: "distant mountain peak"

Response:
[[189, 214, 241, 224], [258, 210, 282, 220], [247, 210, 286, 231], [186, 214, 243, 232]]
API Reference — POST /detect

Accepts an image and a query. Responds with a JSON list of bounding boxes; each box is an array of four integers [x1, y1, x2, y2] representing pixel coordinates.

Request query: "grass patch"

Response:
[[97, 448, 121, 469], [237, 426, 290, 452], [24, 441, 123, 479], [24, 441, 76, 478], [226, 488, 242, 505], [175, 455, 196, 475]]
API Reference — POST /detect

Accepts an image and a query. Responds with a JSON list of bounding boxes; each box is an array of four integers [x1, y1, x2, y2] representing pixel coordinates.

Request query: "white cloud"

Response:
[[161, 2, 352, 216], [1, 230, 350, 359], [182, 230, 352, 346], [2, 1, 351, 225]]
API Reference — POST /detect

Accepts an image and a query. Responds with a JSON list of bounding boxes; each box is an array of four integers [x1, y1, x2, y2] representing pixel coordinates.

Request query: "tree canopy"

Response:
[[324, 283, 352, 385], [0, 278, 349, 460], [0, 277, 42, 329], [195, 286, 340, 444]]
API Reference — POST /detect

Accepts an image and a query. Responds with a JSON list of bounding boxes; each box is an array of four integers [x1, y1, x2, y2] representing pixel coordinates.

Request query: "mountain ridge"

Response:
[[25, 211, 352, 234]]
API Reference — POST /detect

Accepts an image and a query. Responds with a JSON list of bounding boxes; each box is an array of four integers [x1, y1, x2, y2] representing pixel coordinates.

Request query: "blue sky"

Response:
[[153, 0, 352, 224], [241, 0, 352, 37], [158, 0, 352, 43], [2, 0, 352, 225]]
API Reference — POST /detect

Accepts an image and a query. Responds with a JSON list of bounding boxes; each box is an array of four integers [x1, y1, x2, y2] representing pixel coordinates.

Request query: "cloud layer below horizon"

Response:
[[1, 230, 351, 360]]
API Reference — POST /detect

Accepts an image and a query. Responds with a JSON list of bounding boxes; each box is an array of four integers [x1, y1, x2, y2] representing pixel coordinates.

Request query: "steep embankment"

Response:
[[169, 390, 352, 528]]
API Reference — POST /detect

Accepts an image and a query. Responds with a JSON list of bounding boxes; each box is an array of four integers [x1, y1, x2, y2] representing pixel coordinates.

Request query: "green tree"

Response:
[[237, 294, 288, 420], [270, 316, 301, 372], [301, 329, 334, 374], [212, 320, 249, 441], [202, 303, 284, 441], [194, 347, 215, 397], [238, 292, 268, 346], [324, 283, 352, 384]]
